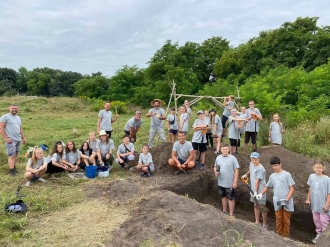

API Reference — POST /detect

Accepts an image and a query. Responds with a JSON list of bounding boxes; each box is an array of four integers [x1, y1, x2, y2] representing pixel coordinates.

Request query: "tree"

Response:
[[74, 76, 110, 99], [0, 67, 17, 95]]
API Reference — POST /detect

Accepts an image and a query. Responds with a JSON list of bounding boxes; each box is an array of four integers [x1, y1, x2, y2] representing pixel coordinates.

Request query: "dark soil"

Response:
[[90, 142, 330, 246]]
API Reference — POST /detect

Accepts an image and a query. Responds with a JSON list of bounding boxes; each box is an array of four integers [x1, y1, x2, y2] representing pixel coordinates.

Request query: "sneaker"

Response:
[[140, 172, 147, 177], [38, 178, 46, 183], [312, 234, 319, 244], [199, 164, 206, 170], [174, 170, 182, 175], [25, 181, 31, 187], [147, 174, 152, 178], [262, 225, 268, 229], [9, 169, 16, 177], [128, 166, 134, 171], [214, 151, 220, 155]]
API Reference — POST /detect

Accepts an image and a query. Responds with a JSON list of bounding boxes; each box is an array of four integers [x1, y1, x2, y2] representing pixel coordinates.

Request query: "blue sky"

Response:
[[0, 0, 329, 76]]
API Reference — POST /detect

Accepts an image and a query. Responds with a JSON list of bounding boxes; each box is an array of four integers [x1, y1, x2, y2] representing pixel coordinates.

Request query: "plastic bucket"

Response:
[[98, 166, 109, 177], [85, 166, 97, 179]]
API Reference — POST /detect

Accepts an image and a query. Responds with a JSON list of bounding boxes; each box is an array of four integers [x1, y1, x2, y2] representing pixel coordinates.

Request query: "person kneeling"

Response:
[[116, 134, 135, 170], [24, 148, 48, 186], [168, 131, 195, 175], [136, 144, 154, 178]]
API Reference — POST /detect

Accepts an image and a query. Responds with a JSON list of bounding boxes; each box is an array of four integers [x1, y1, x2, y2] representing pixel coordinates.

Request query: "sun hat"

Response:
[[99, 130, 107, 136], [151, 99, 162, 106], [250, 152, 260, 158]]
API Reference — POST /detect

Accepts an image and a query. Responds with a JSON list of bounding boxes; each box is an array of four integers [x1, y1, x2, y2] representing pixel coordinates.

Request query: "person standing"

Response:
[[209, 109, 222, 155], [0, 104, 26, 176], [228, 108, 247, 154], [97, 101, 119, 138], [146, 99, 166, 148], [178, 106, 189, 135], [124, 111, 143, 143], [221, 95, 235, 137], [269, 113, 284, 145], [167, 108, 178, 143], [184, 99, 192, 120], [244, 101, 262, 154], [204, 110, 213, 148]]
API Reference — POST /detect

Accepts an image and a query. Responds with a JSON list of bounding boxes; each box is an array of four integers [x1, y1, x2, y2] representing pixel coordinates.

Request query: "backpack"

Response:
[[5, 200, 28, 213]]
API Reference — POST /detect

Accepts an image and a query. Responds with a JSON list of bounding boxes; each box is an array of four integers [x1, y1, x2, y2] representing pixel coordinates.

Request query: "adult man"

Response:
[[244, 101, 262, 154], [124, 111, 143, 143], [168, 131, 195, 175], [0, 104, 26, 176], [221, 95, 235, 137], [97, 101, 118, 138], [146, 99, 166, 148], [209, 109, 222, 155], [192, 110, 210, 170]]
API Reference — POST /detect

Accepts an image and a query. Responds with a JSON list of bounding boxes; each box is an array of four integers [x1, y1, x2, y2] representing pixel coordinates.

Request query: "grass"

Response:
[[0, 96, 328, 246]]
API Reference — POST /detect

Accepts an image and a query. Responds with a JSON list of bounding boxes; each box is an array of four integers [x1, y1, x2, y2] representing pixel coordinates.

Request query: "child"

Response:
[[209, 109, 222, 155], [204, 110, 213, 148], [268, 113, 284, 145], [116, 134, 135, 170], [167, 108, 178, 143], [62, 140, 87, 171], [305, 161, 330, 243], [87, 131, 98, 163], [214, 143, 239, 216], [241, 152, 268, 228], [136, 144, 154, 178], [80, 142, 95, 167], [257, 156, 295, 237], [24, 148, 48, 186], [228, 108, 247, 154], [46, 141, 73, 179], [96, 130, 115, 168], [179, 106, 189, 135]]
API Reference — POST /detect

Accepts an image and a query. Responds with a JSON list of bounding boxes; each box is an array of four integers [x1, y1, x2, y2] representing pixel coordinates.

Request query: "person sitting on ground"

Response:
[[221, 95, 235, 137], [86, 131, 98, 164], [46, 141, 73, 179], [62, 140, 89, 172], [124, 111, 143, 143], [96, 130, 115, 169], [228, 108, 248, 154], [24, 147, 47, 186], [214, 143, 240, 216], [209, 109, 222, 155], [167, 108, 178, 143], [241, 152, 268, 228], [192, 110, 210, 170], [168, 131, 195, 175], [116, 134, 135, 170], [79, 141, 95, 167], [136, 144, 154, 178], [179, 105, 189, 136]]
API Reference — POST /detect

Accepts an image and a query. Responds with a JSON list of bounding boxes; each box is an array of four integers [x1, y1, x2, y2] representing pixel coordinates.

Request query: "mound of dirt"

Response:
[[89, 143, 330, 246]]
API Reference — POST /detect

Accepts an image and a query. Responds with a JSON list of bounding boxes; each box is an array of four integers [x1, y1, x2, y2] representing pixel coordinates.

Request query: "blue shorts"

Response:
[[169, 129, 178, 135], [5, 141, 21, 156], [219, 186, 235, 200], [178, 158, 187, 164]]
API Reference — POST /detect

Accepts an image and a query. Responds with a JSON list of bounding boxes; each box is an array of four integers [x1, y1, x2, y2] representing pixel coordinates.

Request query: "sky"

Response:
[[0, 0, 329, 77]]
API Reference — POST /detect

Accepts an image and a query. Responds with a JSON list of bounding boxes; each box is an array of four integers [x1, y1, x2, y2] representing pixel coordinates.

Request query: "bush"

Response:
[[314, 117, 330, 145]]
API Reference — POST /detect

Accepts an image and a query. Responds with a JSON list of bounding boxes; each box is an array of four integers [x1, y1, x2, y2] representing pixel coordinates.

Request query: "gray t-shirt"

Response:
[[138, 152, 154, 169], [186, 106, 192, 116], [223, 101, 234, 117], [172, 141, 194, 161], [215, 155, 240, 188], [249, 162, 267, 200], [96, 139, 115, 157], [266, 170, 295, 212], [0, 113, 22, 142], [148, 108, 165, 128], [87, 140, 97, 152], [27, 157, 47, 170], [63, 151, 81, 164], [245, 108, 262, 132], [179, 113, 189, 132], [192, 118, 209, 143], [213, 114, 222, 136], [51, 153, 62, 163], [228, 116, 240, 140], [270, 122, 283, 145], [117, 142, 135, 155], [238, 112, 247, 134], [307, 174, 330, 214], [124, 117, 143, 132], [98, 109, 112, 131], [167, 114, 178, 130]]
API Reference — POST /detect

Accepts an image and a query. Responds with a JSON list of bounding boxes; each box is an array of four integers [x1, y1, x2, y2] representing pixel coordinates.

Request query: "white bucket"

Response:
[[98, 167, 110, 177]]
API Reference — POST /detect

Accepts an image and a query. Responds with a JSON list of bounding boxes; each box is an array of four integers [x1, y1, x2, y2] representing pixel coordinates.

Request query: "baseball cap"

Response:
[[197, 110, 204, 115], [209, 109, 216, 113], [250, 152, 260, 158]]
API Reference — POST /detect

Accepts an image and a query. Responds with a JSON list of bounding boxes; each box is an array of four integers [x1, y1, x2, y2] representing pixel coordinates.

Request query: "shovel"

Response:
[[241, 176, 269, 213]]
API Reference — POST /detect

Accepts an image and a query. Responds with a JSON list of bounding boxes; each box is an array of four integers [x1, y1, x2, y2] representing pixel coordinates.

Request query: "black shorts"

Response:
[[169, 129, 178, 135], [229, 138, 240, 147], [106, 130, 112, 138], [244, 131, 257, 144], [124, 130, 137, 142], [192, 142, 207, 152], [219, 186, 235, 200], [221, 115, 228, 128]]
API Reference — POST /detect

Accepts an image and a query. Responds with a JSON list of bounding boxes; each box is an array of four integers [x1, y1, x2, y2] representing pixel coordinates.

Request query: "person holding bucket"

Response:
[[96, 130, 115, 169]]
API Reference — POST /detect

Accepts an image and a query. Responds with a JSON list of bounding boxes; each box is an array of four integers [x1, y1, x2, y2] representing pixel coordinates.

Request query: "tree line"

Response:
[[1, 17, 329, 125]]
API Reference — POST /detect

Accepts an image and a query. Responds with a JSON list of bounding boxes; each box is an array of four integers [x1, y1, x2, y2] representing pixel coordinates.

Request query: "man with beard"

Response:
[[146, 99, 166, 148]]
